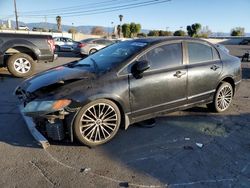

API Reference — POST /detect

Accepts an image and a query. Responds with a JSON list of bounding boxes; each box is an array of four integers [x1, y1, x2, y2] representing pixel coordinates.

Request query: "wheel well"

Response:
[[5, 46, 37, 61], [89, 48, 97, 54], [221, 77, 235, 95], [107, 98, 126, 129]]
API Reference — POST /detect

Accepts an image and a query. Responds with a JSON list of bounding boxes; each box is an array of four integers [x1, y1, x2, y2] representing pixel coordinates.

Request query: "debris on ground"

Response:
[[136, 119, 156, 128], [80, 167, 91, 173], [183, 146, 194, 150], [196, 143, 203, 148], [119, 182, 129, 187]]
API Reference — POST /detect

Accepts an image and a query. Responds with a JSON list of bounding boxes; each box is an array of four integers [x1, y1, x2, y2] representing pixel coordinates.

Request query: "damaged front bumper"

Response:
[[19, 105, 50, 149], [19, 99, 79, 148]]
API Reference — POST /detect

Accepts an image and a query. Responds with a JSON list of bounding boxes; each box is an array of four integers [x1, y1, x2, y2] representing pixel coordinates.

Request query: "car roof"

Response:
[[131, 37, 208, 44]]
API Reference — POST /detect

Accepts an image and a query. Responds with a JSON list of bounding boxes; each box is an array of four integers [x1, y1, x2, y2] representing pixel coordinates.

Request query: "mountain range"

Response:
[[1, 20, 249, 37], [0, 19, 149, 34]]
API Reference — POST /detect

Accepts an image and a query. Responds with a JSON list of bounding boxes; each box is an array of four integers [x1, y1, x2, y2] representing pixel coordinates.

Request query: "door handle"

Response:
[[174, 71, 186, 78], [210, 64, 220, 71]]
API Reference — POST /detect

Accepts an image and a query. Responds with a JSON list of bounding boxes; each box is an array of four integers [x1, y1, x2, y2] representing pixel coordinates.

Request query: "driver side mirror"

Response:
[[131, 60, 150, 79]]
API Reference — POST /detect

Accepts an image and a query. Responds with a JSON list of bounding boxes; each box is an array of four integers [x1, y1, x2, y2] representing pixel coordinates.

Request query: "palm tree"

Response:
[[56, 16, 62, 32], [118, 15, 123, 38]]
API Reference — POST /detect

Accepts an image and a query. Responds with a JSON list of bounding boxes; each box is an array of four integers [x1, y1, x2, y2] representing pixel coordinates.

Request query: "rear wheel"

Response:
[[89, 49, 97, 55], [207, 82, 233, 113], [7, 53, 35, 77], [74, 99, 121, 147]]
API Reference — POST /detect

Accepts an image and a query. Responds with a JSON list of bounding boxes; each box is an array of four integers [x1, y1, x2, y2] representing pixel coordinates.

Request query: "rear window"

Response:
[[187, 42, 213, 64]]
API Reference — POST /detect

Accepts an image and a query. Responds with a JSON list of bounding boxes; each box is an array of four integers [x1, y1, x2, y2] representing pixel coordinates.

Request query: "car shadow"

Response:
[[98, 113, 250, 185], [242, 65, 250, 79], [45, 111, 250, 187]]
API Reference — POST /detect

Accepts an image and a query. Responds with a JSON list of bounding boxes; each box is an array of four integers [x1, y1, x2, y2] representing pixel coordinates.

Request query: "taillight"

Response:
[[78, 43, 86, 48], [47, 38, 55, 52]]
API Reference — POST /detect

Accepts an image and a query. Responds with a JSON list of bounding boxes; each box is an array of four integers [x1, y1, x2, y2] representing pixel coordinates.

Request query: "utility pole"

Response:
[[14, 0, 19, 30]]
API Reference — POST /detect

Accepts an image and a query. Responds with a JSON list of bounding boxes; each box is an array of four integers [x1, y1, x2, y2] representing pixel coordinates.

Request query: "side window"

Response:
[[104, 40, 113, 45], [187, 42, 213, 64], [61, 38, 67, 42], [140, 43, 182, 70], [95, 40, 104, 44], [67, 38, 73, 42]]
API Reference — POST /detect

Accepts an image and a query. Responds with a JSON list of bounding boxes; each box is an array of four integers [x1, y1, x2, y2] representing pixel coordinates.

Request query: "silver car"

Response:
[[78, 38, 114, 55], [54, 37, 79, 52]]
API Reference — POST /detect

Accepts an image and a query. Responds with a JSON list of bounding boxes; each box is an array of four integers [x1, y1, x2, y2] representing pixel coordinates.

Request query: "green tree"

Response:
[[137, 32, 147, 37], [122, 24, 131, 38], [148, 30, 160, 36], [159, 30, 173, 36], [199, 26, 212, 38], [231, 27, 245, 36], [56, 16, 62, 32], [173, 30, 186, 36], [130, 22, 137, 37], [186, 23, 201, 37], [135, 24, 141, 35], [91, 26, 106, 35]]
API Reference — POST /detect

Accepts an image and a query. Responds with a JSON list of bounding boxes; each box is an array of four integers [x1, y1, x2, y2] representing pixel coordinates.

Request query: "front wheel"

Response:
[[74, 99, 121, 147], [207, 82, 233, 113], [7, 53, 35, 77]]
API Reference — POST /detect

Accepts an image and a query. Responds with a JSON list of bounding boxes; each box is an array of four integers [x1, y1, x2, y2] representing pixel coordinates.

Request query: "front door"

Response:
[[129, 42, 187, 118]]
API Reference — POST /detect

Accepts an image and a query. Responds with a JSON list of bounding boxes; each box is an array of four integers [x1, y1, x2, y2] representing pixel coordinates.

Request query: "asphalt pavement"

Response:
[[0, 47, 250, 188]]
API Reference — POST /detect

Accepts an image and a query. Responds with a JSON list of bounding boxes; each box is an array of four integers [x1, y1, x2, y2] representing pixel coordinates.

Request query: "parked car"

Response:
[[239, 39, 250, 45], [18, 25, 29, 31], [77, 38, 114, 55], [32, 27, 44, 32], [16, 37, 241, 146], [53, 37, 79, 52], [0, 32, 56, 77]]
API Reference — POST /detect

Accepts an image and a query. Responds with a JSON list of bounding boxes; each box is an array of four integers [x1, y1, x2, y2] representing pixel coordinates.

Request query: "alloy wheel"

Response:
[[216, 84, 233, 111], [79, 103, 119, 143], [13, 58, 31, 74]]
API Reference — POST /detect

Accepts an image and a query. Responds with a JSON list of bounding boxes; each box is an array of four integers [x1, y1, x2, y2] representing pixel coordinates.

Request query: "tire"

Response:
[[7, 53, 35, 77], [207, 82, 233, 113], [74, 99, 121, 147], [89, 49, 97, 55]]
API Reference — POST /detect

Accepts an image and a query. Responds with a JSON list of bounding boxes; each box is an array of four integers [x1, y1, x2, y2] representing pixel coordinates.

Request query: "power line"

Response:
[[19, 0, 171, 17], [19, 0, 123, 14]]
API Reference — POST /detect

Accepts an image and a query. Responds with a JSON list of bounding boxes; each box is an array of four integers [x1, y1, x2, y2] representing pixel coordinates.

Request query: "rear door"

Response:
[[129, 42, 187, 118], [185, 41, 222, 103]]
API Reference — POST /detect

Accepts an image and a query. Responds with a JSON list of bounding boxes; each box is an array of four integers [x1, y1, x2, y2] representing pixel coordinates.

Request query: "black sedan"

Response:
[[15, 37, 242, 147]]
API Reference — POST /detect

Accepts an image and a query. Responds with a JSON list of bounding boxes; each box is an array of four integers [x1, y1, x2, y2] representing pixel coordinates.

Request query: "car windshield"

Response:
[[75, 41, 148, 72]]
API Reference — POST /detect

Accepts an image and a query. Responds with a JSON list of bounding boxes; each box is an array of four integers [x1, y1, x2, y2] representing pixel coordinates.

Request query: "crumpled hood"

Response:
[[18, 66, 95, 93]]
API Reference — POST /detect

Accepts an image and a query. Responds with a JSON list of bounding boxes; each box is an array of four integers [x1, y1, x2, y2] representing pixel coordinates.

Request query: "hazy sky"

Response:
[[0, 0, 249, 32]]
